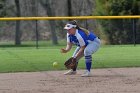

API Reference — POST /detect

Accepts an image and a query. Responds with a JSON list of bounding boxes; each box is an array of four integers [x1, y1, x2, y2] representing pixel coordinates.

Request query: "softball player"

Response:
[[61, 20, 101, 77]]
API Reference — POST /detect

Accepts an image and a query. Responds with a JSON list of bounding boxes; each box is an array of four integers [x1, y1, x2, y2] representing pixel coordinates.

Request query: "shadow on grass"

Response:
[[0, 44, 36, 48], [0, 44, 66, 48]]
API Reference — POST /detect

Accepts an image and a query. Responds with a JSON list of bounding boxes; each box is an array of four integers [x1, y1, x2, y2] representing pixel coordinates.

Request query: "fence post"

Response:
[[35, 20, 39, 49], [132, 19, 136, 46]]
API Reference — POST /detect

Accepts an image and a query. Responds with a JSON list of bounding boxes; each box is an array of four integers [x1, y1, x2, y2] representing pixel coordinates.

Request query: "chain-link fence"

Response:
[[0, 16, 139, 48]]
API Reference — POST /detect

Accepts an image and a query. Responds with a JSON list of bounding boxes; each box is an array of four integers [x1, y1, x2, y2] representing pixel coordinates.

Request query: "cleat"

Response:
[[64, 69, 77, 75], [81, 70, 91, 77]]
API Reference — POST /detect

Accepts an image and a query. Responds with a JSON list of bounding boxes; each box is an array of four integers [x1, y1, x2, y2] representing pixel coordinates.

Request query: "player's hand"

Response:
[[60, 48, 68, 53]]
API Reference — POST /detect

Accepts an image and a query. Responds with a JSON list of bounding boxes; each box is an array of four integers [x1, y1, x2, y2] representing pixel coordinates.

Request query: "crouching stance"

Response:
[[61, 20, 101, 77]]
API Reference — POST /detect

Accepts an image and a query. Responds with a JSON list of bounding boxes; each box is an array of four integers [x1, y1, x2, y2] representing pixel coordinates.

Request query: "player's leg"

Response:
[[82, 37, 101, 77]]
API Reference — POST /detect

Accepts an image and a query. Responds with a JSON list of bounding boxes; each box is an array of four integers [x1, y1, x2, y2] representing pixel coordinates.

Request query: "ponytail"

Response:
[[68, 20, 90, 35], [79, 27, 90, 35]]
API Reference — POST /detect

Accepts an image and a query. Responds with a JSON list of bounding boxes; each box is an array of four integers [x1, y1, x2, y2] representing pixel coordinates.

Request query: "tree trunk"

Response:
[[40, 0, 58, 45], [0, 0, 6, 17], [15, 0, 21, 45], [67, 0, 72, 16]]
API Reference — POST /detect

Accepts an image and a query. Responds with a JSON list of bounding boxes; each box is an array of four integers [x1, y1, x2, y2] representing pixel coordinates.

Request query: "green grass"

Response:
[[0, 44, 140, 73]]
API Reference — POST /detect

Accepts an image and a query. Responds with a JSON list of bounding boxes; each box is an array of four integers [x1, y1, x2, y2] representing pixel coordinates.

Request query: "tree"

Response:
[[95, 0, 140, 44], [0, 0, 6, 17], [67, 0, 72, 16], [40, 0, 58, 45]]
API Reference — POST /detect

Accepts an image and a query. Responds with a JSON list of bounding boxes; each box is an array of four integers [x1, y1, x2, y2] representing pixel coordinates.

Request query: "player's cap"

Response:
[[64, 24, 76, 30]]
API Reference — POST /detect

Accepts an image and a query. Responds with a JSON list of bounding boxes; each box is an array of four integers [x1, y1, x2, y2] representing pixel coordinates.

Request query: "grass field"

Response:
[[0, 43, 140, 73]]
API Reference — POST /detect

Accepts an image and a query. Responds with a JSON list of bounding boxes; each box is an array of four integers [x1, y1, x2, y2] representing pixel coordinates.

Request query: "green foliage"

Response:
[[94, 0, 140, 44], [109, 0, 139, 15], [95, 0, 140, 16]]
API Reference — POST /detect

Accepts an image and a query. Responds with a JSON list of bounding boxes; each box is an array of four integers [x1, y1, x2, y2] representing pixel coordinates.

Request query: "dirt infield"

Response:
[[0, 68, 140, 93]]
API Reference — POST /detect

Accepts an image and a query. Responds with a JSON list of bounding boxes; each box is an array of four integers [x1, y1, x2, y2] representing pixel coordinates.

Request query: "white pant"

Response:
[[72, 37, 101, 59]]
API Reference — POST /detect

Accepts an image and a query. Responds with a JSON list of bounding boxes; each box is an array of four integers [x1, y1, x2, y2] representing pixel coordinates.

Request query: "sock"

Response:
[[73, 62, 78, 71], [85, 55, 92, 72]]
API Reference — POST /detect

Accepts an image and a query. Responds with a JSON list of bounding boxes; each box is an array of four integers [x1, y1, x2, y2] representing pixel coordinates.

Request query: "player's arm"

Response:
[[61, 42, 72, 53], [74, 33, 87, 58], [74, 45, 86, 59]]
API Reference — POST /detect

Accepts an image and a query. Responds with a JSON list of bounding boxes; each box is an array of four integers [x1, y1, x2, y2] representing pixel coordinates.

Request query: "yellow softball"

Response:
[[53, 62, 58, 67]]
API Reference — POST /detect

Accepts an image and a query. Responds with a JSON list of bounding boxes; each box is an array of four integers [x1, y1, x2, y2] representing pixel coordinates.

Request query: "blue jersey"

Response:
[[67, 29, 97, 47]]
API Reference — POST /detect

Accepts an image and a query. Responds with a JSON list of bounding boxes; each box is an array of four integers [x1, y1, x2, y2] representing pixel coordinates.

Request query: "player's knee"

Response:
[[84, 49, 92, 56]]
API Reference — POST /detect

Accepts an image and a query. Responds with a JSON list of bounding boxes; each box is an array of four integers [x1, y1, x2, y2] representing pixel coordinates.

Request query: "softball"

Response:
[[53, 62, 58, 67]]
